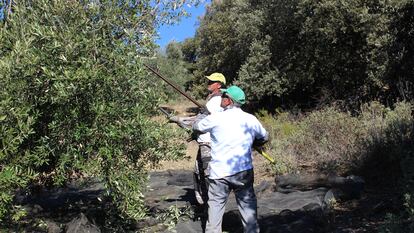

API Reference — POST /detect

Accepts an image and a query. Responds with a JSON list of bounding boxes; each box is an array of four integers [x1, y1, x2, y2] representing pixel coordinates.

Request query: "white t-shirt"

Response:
[[197, 95, 223, 143], [194, 107, 268, 179]]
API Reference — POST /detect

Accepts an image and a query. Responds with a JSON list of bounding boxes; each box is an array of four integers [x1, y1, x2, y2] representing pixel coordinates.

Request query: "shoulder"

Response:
[[235, 108, 254, 118], [239, 110, 262, 124], [206, 96, 223, 113], [206, 94, 221, 101], [207, 95, 222, 105]]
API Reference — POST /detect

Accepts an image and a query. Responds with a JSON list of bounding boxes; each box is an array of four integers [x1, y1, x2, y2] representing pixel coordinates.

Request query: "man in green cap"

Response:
[[193, 85, 268, 233], [169, 72, 226, 205]]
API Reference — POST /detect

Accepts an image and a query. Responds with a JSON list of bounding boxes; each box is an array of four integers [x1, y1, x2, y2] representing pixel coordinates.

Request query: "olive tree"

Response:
[[0, 0, 197, 223]]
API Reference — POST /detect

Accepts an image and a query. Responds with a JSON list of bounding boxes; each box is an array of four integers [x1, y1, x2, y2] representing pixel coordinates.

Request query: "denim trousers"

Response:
[[205, 169, 259, 233]]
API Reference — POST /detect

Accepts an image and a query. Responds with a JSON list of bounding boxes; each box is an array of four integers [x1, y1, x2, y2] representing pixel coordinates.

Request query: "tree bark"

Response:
[[7, 0, 12, 18]]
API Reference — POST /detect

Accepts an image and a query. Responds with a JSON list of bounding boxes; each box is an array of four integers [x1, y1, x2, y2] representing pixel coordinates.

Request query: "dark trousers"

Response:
[[194, 144, 211, 202]]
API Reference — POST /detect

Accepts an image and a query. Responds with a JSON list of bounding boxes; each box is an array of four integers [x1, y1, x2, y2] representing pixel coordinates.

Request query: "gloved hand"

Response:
[[168, 115, 180, 123], [199, 107, 210, 115], [253, 137, 268, 148]]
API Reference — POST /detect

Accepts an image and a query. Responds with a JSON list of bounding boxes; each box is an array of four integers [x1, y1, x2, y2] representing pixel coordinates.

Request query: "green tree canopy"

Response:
[[166, 41, 184, 60], [189, 0, 414, 109]]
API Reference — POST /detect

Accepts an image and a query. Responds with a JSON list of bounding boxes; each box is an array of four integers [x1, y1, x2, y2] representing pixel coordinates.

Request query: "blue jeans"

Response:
[[206, 169, 259, 233]]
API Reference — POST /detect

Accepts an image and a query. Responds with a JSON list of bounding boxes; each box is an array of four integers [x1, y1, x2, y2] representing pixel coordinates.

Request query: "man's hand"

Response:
[[168, 115, 180, 123], [253, 137, 268, 148], [199, 107, 210, 115]]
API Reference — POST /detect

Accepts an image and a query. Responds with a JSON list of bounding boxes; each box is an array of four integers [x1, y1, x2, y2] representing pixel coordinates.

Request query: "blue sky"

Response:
[[156, 4, 206, 49], [0, 3, 204, 49]]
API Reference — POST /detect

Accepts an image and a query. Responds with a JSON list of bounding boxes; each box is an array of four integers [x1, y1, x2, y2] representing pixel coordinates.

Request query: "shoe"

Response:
[[195, 191, 204, 205]]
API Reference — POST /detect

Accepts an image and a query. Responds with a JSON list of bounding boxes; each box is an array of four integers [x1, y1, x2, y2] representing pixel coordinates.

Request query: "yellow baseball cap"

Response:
[[206, 73, 226, 85]]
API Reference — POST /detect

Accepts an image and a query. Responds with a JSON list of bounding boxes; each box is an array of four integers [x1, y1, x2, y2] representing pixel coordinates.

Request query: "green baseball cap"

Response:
[[220, 85, 246, 105], [206, 72, 226, 85]]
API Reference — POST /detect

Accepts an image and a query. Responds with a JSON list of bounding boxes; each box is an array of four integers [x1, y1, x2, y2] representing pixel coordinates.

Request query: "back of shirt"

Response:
[[194, 107, 268, 179]]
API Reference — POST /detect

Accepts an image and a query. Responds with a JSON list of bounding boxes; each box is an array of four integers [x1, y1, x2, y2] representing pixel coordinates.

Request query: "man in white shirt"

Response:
[[169, 73, 226, 205], [193, 85, 268, 233]]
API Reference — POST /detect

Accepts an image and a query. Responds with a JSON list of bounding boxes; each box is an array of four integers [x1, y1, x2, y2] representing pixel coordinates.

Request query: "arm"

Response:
[[193, 114, 216, 134], [252, 120, 269, 147], [169, 115, 197, 129], [253, 133, 269, 147]]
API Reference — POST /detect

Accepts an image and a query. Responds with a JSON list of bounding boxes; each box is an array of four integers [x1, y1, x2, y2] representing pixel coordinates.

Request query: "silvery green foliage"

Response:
[[0, 0, 195, 223]]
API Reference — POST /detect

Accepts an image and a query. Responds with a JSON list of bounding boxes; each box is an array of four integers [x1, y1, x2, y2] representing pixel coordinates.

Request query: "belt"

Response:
[[198, 142, 211, 146]]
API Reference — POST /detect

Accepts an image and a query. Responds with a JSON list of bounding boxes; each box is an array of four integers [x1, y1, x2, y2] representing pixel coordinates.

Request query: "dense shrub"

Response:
[[357, 101, 413, 187], [257, 110, 298, 175], [260, 101, 414, 232], [293, 108, 364, 173], [263, 101, 413, 181]]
